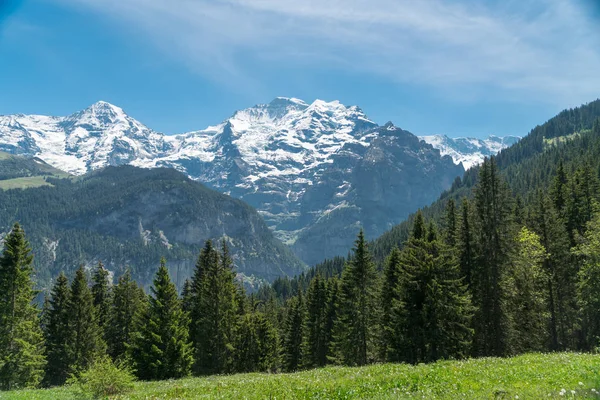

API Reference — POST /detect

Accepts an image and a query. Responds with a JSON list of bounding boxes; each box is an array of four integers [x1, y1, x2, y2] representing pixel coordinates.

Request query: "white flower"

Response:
[[579, 382, 584, 386], [515, 396, 519, 399], [571, 390, 576, 395]]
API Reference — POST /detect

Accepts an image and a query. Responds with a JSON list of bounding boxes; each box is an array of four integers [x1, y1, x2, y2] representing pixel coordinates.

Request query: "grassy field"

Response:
[[2, 353, 599, 399], [0, 176, 55, 190]]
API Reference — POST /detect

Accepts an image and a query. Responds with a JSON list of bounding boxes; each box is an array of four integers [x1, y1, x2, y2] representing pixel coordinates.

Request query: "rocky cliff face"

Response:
[[1, 99, 467, 265], [0, 164, 306, 286]]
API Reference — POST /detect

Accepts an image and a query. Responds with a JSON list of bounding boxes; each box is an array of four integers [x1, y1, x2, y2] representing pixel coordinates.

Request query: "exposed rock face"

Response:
[[0, 164, 306, 285], [1, 99, 468, 265]]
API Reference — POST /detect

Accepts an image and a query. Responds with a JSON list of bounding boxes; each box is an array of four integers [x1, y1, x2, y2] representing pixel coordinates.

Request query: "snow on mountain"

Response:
[[0, 98, 514, 265], [419, 134, 521, 170]]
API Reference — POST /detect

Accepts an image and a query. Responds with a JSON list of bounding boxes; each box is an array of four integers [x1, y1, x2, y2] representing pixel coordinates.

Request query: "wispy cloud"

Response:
[[51, 0, 600, 105]]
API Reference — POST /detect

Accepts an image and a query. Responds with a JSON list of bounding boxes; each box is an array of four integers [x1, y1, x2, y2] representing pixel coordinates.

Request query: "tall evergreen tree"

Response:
[[379, 248, 402, 362], [131, 258, 193, 380], [457, 198, 476, 287], [471, 157, 515, 357], [505, 227, 549, 353], [443, 199, 458, 247], [282, 292, 304, 372], [574, 209, 600, 351], [91, 261, 112, 337], [106, 270, 146, 360], [193, 240, 238, 375], [131, 258, 192, 380], [189, 240, 219, 372], [43, 273, 71, 387], [302, 274, 329, 368], [332, 230, 378, 366], [323, 278, 340, 362], [234, 310, 279, 373], [531, 191, 575, 350], [388, 221, 473, 364], [181, 278, 193, 315], [67, 266, 106, 375], [0, 223, 46, 390]]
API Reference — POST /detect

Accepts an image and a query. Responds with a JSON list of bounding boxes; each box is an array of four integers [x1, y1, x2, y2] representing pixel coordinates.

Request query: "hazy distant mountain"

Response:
[[420, 134, 521, 170]]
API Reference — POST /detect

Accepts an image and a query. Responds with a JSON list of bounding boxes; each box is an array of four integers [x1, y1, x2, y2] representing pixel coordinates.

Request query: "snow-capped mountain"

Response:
[[419, 134, 520, 170], [0, 98, 513, 265]]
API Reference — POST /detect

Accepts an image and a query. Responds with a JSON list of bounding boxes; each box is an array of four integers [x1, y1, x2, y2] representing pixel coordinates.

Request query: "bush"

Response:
[[67, 357, 136, 399]]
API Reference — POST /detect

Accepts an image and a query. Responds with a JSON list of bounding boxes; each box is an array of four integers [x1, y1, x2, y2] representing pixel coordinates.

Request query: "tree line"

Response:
[[1, 155, 600, 390]]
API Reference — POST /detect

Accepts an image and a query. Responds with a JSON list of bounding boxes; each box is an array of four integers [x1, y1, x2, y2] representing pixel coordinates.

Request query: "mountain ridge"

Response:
[[0, 98, 514, 265]]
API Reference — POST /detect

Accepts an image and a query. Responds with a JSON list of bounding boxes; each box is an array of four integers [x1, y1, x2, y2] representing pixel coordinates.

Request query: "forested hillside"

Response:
[[0, 164, 305, 288]]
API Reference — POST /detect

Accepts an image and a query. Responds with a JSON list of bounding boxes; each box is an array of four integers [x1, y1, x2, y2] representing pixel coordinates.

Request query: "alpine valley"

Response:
[[0, 98, 517, 279]]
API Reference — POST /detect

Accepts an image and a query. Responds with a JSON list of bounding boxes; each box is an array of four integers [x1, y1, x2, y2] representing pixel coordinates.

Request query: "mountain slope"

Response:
[[419, 135, 520, 170], [0, 163, 306, 287], [1, 98, 472, 265], [371, 98, 600, 261]]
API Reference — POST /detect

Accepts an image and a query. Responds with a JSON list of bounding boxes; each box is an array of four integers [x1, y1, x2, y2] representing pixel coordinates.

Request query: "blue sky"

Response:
[[1, 0, 599, 138]]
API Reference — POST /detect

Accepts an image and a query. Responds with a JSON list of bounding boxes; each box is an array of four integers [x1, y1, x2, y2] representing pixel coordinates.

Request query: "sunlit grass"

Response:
[[3, 353, 599, 399]]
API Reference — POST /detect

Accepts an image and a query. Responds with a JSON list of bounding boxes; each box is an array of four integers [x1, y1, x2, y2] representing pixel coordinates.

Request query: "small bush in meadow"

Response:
[[67, 356, 136, 399]]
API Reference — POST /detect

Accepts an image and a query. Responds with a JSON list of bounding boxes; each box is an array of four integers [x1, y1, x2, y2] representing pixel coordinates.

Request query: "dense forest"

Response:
[[1, 100, 600, 390]]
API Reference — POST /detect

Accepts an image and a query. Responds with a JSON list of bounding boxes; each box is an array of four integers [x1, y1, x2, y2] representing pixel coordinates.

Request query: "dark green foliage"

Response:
[[91, 262, 112, 336], [457, 199, 475, 287], [67, 266, 106, 375], [0, 223, 46, 390], [234, 310, 280, 373], [530, 190, 575, 350], [302, 274, 329, 368], [505, 227, 549, 353], [43, 273, 71, 386], [131, 259, 192, 380], [0, 165, 305, 288], [388, 224, 473, 364], [574, 210, 600, 351], [192, 240, 238, 375], [443, 199, 458, 247], [379, 248, 402, 362], [282, 292, 304, 372], [471, 158, 514, 357], [332, 230, 378, 366], [105, 270, 146, 361]]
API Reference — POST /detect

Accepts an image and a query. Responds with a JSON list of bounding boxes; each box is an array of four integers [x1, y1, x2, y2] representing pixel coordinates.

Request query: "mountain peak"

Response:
[[85, 100, 125, 116]]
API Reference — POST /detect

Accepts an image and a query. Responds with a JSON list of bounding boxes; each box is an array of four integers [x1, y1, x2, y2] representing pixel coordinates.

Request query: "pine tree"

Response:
[[443, 199, 458, 247], [282, 293, 304, 372], [574, 209, 600, 351], [302, 274, 329, 368], [181, 278, 193, 315], [531, 191, 575, 350], [505, 227, 549, 353], [388, 220, 473, 363], [193, 240, 238, 375], [379, 248, 402, 362], [189, 240, 219, 373], [323, 278, 339, 363], [457, 199, 475, 287], [234, 309, 279, 373], [106, 270, 146, 360], [131, 258, 192, 380], [67, 266, 106, 375], [471, 157, 515, 357], [91, 261, 112, 337], [332, 230, 378, 366], [43, 273, 71, 386], [550, 160, 568, 216], [0, 223, 46, 390]]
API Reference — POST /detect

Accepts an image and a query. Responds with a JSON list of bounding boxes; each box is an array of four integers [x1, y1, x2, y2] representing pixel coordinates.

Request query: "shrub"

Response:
[[67, 356, 136, 399]]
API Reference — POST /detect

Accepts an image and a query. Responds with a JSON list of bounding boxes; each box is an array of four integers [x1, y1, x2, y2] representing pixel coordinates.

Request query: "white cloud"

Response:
[[51, 0, 600, 105]]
